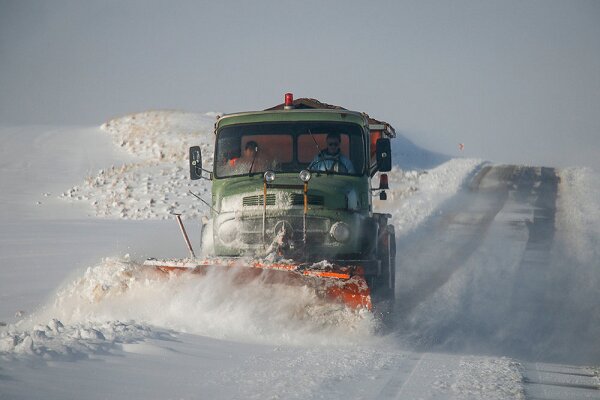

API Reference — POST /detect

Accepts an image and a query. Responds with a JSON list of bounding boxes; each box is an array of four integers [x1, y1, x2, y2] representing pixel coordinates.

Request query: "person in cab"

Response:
[[309, 133, 355, 173]]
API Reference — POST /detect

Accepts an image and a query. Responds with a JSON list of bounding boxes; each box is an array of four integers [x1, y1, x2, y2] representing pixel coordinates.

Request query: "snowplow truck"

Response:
[[147, 94, 396, 313]]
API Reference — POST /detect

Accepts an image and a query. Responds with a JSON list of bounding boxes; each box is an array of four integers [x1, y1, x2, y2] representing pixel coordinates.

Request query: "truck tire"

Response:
[[372, 225, 396, 321], [379, 225, 396, 300], [388, 225, 396, 298]]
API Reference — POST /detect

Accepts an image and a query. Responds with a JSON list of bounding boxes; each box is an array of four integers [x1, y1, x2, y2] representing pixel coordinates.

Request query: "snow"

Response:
[[556, 167, 600, 265], [1, 111, 599, 399], [61, 111, 215, 220], [374, 158, 486, 238]]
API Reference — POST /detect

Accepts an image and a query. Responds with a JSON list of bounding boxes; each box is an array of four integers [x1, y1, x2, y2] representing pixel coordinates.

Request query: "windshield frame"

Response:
[[214, 121, 366, 179]]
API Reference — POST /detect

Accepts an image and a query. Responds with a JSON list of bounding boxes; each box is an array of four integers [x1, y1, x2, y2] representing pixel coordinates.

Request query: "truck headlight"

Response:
[[330, 222, 350, 243], [299, 169, 311, 182], [264, 171, 276, 183], [218, 219, 238, 244]]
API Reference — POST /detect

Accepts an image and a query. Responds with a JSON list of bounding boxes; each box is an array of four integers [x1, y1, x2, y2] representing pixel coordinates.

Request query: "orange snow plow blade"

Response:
[[143, 258, 372, 311]]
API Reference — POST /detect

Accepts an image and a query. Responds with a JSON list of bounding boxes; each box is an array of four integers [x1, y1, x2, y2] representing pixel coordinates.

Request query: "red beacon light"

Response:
[[284, 93, 294, 109]]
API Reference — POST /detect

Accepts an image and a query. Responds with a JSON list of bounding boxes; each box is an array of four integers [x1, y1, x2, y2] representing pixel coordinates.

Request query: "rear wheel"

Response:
[[372, 225, 396, 321]]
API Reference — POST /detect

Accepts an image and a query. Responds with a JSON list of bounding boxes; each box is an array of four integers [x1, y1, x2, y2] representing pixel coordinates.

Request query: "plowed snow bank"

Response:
[[61, 111, 215, 219]]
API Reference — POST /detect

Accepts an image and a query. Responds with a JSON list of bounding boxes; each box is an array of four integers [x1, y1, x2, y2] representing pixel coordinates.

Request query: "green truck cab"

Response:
[[190, 95, 396, 302]]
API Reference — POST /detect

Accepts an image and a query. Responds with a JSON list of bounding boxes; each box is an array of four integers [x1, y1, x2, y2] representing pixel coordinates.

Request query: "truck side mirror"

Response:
[[376, 138, 392, 172], [189, 146, 203, 180]]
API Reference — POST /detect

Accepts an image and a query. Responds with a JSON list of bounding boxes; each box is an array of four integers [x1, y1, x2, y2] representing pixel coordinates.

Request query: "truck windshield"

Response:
[[215, 122, 365, 178]]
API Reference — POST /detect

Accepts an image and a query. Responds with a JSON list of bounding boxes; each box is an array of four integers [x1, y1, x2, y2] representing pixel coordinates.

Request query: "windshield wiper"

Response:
[[248, 144, 259, 176]]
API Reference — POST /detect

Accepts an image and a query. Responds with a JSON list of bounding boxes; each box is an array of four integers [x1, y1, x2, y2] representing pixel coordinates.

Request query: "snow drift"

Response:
[[2, 110, 599, 400]]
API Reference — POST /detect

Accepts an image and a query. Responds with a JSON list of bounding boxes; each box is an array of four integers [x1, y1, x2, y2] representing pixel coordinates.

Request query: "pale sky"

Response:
[[1, 0, 599, 169]]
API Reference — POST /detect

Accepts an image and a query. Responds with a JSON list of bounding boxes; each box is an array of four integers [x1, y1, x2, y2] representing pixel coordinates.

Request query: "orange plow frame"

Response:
[[143, 258, 372, 311]]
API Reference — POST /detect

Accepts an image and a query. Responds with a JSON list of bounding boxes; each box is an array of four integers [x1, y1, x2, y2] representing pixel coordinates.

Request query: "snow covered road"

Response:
[[393, 164, 600, 367], [1, 115, 599, 399]]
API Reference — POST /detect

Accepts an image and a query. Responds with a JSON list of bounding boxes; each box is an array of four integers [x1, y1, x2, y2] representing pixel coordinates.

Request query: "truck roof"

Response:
[[265, 97, 395, 137], [216, 97, 395, 137]]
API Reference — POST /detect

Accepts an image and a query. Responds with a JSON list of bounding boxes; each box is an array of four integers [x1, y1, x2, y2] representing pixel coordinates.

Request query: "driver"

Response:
[[309, 133, 355, 173]]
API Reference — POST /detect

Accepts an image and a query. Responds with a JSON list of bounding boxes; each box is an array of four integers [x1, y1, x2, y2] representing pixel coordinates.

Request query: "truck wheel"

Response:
[[388, 225, 396, 298], [373, 225, 396, 321]]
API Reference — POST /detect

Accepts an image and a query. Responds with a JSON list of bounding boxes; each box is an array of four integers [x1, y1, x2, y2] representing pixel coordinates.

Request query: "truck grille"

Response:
[[242, 193, 324, 207], [242, 194, 276, 206], [238, 216, 329, 244], [290, 194, 324, 206]]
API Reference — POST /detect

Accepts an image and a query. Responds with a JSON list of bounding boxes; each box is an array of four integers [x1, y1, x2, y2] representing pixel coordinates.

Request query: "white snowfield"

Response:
[[0, 111, 599, 399]]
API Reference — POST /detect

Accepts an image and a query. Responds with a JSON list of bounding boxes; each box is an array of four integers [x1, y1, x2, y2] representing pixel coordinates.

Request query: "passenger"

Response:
[[229, 141, 258, 165], [228, 141, 261, 172], [243, 141, 259, 160], [309, 133, 355, 173]]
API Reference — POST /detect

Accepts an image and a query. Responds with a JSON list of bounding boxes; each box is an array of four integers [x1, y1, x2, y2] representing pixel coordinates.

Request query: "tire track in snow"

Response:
[[503, 167, 600, 364], [521, 362, 600, 399], [504, 167, 562, 360], [377, 352, 525, 399], [376, 352, 424, 398], [392, 165, 568, 361], [394, 165, 516, 315]]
